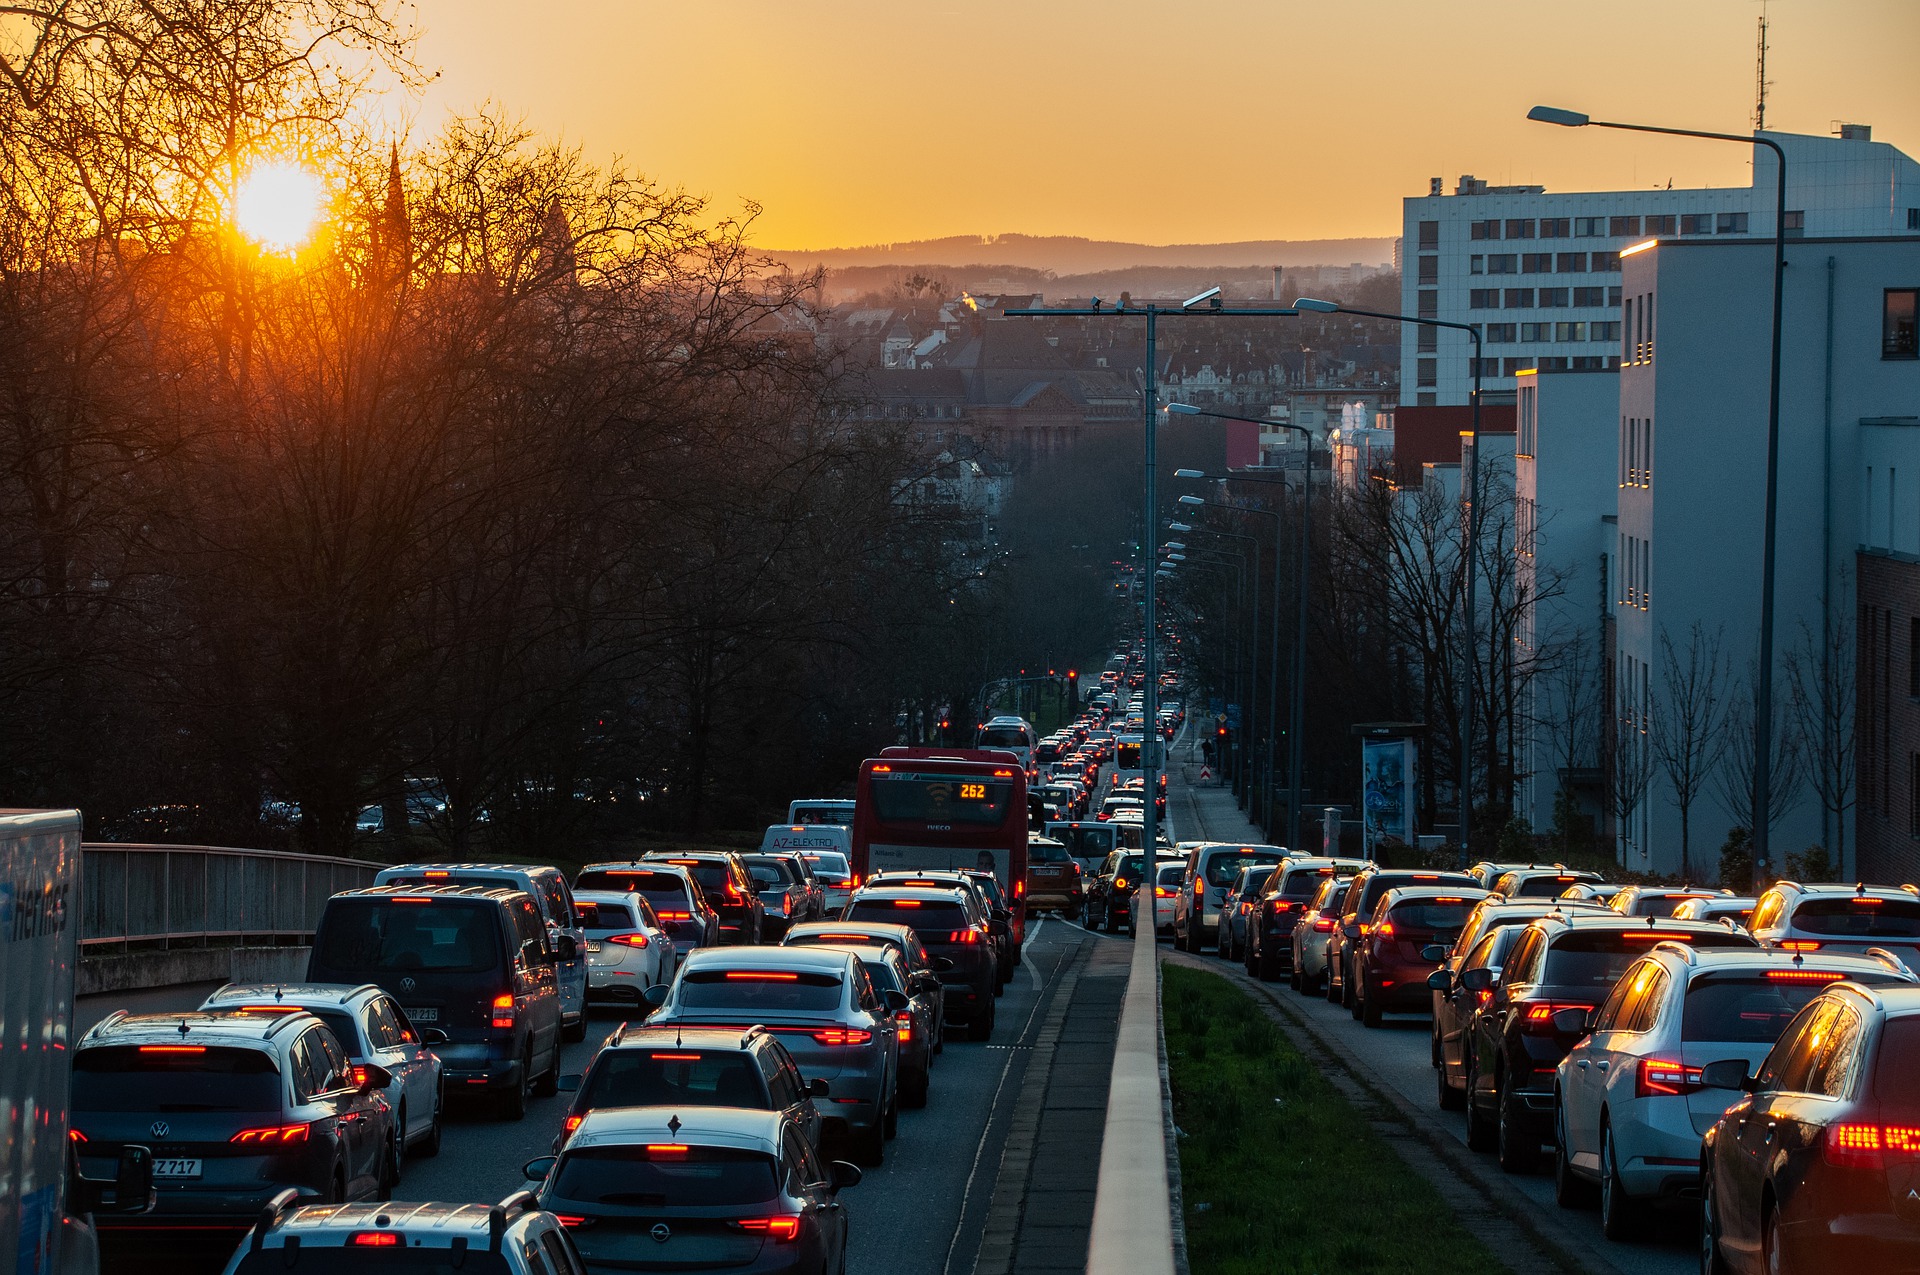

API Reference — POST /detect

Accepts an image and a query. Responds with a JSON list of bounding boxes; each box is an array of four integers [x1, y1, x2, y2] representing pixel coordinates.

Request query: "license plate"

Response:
[[586, 941, 603, 953], [153, 1158, 201, 1178], [404, 1006, 438, 1023]]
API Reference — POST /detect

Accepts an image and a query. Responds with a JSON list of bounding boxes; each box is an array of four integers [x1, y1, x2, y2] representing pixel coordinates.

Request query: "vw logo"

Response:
[[149, 1121, 170, 1139], [649, 1224, 671, 1245], [400, 977, 416, 993]]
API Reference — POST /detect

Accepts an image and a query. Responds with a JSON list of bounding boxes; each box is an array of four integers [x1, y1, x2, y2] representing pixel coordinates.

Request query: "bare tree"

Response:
[[1532, 634, 1603, 853], [1710, 659, 1805, 883], [1787, 607, 1857, 876], [1654, 623, 1730, 881], [1607, 683, 1656, 866]]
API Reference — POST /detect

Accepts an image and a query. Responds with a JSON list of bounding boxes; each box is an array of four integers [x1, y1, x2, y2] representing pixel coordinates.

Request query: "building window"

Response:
[[1506, 219, 1536, 239], [1608, 286, 1623, 306], [1591, 251, 1621, 272], [1539, 218, 1570, 238], [1504, 288, 1535, 308], [1645, 214, 1677, 235], [1486, 254, 1518, 275], [1574, 217, 1606, 237], [1418, 219, 1440, 248], [1522, 253, 1554, 274], [1503, 357, 1536, 376], [1717, 212, 1750, 234], [1909, 618, 1920, 698], [1610, 216, 1641, 237], [1470, 255, 1485, 275], [1557, 252, 1587, 273], [1680, 214, 1713, 235], [1418, 255, 1439, 283], [1417, 326, 1437, 352], [1417, 289, 1438, 318], [1417, 358, 1437, 387], [1486, 323, 1517, 343], [1521, 322, 1550, 342], [1573, 286, 1606, 307], [1572, 355, 1606, 371], [1469, 288, 1500, 309], [1910, 208, 1920, 231], [1885, 289, 1919, 359], [1556, 322, 1588, 342], [1470, 219, 1501, 240], [1592, 321, 1621, 342], [1538, 287, 1569, 308], [1417, 392, 1437, 406], [1783, 211, 1805, 237], [1470, 357, 1500, 378]]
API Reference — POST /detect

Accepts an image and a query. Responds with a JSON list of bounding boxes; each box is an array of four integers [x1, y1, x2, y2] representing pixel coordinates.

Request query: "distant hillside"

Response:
[[768, 233, 1395, 275]]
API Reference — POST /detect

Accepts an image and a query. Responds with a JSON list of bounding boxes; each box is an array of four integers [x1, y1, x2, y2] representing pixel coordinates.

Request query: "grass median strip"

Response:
[[1165, 964, 1505, 1274]]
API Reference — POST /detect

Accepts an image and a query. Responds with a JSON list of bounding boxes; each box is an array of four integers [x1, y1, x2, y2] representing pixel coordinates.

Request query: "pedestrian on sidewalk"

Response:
[[1201, 739, 1215, 769]]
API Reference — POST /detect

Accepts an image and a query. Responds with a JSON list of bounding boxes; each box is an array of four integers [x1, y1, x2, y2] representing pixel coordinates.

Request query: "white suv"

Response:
[[1552, 943, 1917, 1239]]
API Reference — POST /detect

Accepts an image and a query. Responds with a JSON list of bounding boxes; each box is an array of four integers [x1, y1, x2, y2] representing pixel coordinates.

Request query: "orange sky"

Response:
[[397, 0, 1919, 249]]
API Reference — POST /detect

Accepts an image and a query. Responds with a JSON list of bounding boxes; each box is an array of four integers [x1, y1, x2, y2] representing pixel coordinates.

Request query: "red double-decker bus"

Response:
[[850, 747, 1029, 937]]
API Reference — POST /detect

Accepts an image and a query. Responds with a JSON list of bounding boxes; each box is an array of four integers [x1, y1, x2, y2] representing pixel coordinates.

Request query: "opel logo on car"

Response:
[[650, 1224, 671, 1244], [150, 1121, 169, 1139]]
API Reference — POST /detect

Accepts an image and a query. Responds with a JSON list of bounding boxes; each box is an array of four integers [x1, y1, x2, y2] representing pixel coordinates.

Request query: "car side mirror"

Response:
[[74, 1144, 154, 1215], [1421, 944, 1449, 962], [990, 920, 1009, 937], [557, 935, 579, 961], [420, 1028, 450, 1045], [1551, 1007, 1593, 1036], [829, 1160, 863, 1193], [1458, 967, 1495, 994], [992, 906, 1011, 922], [522, 1155, 557, 1181], [809, 1077, 831, 1097], [1341, 922, 1361, 940], [353, 1063, 393, 1092], [932, 957, 954, 972], [1698, 1059, 1753, 1092], [642, 984, 669, 1007], [884, 990, 911, 1014], [1426, 969, 1452, 993], [558, 1073, 582, 1092]]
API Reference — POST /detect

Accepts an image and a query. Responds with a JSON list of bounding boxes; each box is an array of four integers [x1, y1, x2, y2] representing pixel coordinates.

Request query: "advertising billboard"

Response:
[[1360, 736, 1416, 857]]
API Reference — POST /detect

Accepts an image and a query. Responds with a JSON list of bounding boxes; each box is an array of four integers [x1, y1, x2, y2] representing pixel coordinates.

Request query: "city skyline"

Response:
[[396, 0, 1920, 250]]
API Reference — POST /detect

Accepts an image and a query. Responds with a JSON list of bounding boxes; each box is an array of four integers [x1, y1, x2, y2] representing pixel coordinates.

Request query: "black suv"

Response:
[[644, 852, 766, 944], [1458, 912, 1757, 1172], [73, 1010, 398, 1242], [844, 886, 998, 1040], [558, 1024, 824, 1150]]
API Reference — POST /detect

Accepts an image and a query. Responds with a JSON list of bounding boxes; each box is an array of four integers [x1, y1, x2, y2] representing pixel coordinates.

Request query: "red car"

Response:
[[1352, 886, 1490, 1028]]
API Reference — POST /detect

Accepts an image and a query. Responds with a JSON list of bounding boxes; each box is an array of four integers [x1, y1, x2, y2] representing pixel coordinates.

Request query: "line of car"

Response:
[[1173, 852, 1920, 1270]]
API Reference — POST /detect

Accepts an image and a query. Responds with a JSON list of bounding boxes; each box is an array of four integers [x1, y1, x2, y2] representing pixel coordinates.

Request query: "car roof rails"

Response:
[[740, 1025, 768, 1048], [490, 1191, 539, 1252], [1864, 947, 1918, 980], [251, 1188, 301, 1250], [1651, 940, 1699, 965]]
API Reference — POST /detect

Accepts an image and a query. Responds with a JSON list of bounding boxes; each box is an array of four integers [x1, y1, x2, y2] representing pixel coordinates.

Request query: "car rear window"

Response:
[[1204, 852, 1284, 887], [659, 860, 732, 893], [677, 968, 843, 1012], [846, 899, 968, 932], [1873, 1016, 1920, 1114], [742, 858, 796, 886], [552, 1145, 779, 1208], [859, 959, 904, 993], [1684, 970, 1907, 1043], [1357, 873, 1476, 915], [575, 871, 694, 911], [577, 902, 638, 929], [1791, 897, 1920, 938], [73, 1045, 282, 1113], [1514, 875, 1591, 898], [801, 853, 850, 878], [1542, 928, 1754, 988], [1029, 840, 1072, 863], [1387, 900, 1478, 933], [1630, 894, 1718, 918], [316, 899, 500, 974], [581, 1050, 768, 1111], [231, 1253, 512, 1275], [1280, 869, 1343, 899]]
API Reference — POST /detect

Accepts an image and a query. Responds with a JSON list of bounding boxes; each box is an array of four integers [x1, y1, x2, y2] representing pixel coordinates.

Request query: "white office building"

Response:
[[1401, 126, 1920, 408]]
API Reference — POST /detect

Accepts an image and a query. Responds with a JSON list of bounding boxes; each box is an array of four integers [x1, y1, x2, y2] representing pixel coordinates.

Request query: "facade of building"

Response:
[[1855, 419, 1920, 884], [1401, 128, 1920, 408]]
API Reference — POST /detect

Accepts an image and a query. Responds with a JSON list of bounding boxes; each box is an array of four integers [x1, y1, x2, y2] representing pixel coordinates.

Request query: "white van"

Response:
[[786, 798, 855, 826]]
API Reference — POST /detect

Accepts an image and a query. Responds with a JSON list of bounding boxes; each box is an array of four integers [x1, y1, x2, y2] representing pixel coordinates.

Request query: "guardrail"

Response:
[[80, 842, 380, 947]]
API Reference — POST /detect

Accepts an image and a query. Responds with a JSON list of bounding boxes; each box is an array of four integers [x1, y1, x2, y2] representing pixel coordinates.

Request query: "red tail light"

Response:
[[947, 929, 981, 944], [350, 1232, 402, 1248], [1312, 916, 1334, 932], [1522, 1001, 1593, 1034], [895, 1010, 914, 1041], [605, 932, 650, 947], [555, 1216, 587, 1228], [645, 1144, 690, 1157], [1781, 940, 1822, 952], [1375, 921, 1396, 939], [1823, 1123, 1920, 1168], [656, 910, 692, 921], [1155, 887, 1174, 898], [737, 1216, 802, 1241], [811, 1029, 873, 1046], [1636, 1058, 1705, 1098], [231, 1123, 310, 1145], [68, 1129, 86, 1143], [564, 1114, 583, 1135], [492, 993, 515, 1029], [724, 883, 745, 905]]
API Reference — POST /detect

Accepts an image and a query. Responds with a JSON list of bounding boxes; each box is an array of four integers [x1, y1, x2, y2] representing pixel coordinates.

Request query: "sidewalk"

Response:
[[1168, 734, 1274, 846]]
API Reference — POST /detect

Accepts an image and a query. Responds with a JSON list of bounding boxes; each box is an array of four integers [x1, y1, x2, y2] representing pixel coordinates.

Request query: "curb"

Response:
[[1085, 922, 1179, 1275]]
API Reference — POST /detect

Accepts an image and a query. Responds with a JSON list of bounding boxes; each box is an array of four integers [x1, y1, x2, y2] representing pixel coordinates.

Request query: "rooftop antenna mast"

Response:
[[1753, 3, 1772, 132]]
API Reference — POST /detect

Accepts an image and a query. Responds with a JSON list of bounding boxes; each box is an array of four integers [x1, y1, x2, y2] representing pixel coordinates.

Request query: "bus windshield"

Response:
[[868, 772, 1016, 827]]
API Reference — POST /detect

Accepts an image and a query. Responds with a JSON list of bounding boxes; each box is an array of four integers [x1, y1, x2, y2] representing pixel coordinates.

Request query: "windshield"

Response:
[[73, 1045, 281, 1113], [581, 1050, 768, 1111], [1029, 840, 1071, 863], [1205, 852, 1283, 888], [552, 1145, 778, 1208], [1114, 742, 1141, 769], [316, 899, 500, 973], [1630, 894, 1718, 918], [1791, 898, 1920, 937], [1282, 870, 1344, 899], [676, 968, 843, 1012], [869, 773, 1016, 827], [1053, 828, 1115, 857]]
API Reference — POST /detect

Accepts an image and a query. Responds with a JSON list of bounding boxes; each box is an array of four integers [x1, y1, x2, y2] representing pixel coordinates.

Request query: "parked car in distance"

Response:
[[198, 982, 446, 1160]]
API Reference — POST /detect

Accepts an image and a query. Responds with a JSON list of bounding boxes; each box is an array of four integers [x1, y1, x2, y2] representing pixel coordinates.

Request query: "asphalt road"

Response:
[[75, 919, 1087, 1275]]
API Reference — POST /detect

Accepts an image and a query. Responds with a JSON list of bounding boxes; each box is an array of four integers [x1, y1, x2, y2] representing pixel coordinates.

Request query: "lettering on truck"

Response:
[[766, 833, 845, 852]]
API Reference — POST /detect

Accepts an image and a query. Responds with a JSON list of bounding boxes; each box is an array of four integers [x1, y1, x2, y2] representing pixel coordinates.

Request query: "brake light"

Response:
[[812, 1029, 872, 1046], [1823, 1123, 1920, 1168], [564, 1115, 583, 1135], [725, 972, 799, 981], [896, 1011, 914, 1041], [656, 910, 692, 921], [947, 929, 981, 944], [390, 897, 434, 904], [724, 884, 745, 904], [605, 933, 650, 947], [423, 870, 450, 878], [1522, 1002, 1593, 1034], [1853, 897, 1886, 907], [138, 1045, 205, 1054], [231, 1123, 310, 1145], [350, 1065, 373, 1088], [870, 764, 892, 773], [555, 1216, 586, 1228], [492, 993, 516, 1029], [238, 1005, 301, 1014], [68, 1129, 85, 1143], [350, 1232, 402, 1247], [1155, 887, 1174, 898], [737, 1216, 802, 1241], [1765, 969, 1846, 983], [892, 900, 922, 908], [1312, 916, 1334, 932], [1636, 1058, 1705, 1097], [1375, 921, 1395, 939], [646, 1144, 690, 1157], [1781, 940, 1822, 952]]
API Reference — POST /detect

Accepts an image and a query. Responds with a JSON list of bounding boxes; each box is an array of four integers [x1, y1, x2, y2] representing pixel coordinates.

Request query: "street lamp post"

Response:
[[1004, 295, 1298, 926], [1169, 406, 1316, 855], [1527, 104, 1788, 892], [1296, 296, 1482, 856], [1167, 532, 1262, 801]]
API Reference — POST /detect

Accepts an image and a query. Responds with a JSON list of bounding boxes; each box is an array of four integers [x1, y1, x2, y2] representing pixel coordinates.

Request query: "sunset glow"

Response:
[[231, 161, 324, 253]]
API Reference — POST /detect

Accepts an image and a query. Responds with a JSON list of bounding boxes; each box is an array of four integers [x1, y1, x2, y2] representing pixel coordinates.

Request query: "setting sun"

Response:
[[231, 161, 324, 253]]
